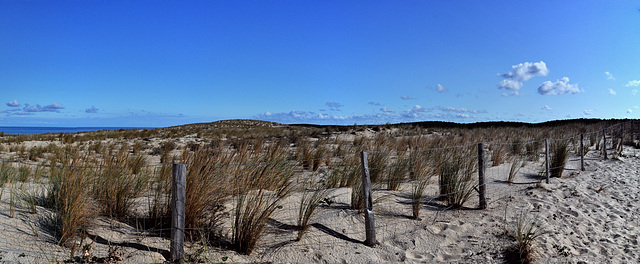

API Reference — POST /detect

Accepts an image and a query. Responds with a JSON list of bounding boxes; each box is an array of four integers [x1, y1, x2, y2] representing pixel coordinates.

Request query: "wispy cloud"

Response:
[[380, 107, 395, 113], [498, 61, 549, 95], [427, 84, 448, 93], [583, 110, 593, 116], [22, 103, 65, 113], [542, 105, 552, 111], [626, 80, 640, 87], [605, 71, 615, 80], [627, 109, 633, 114], [538, 77, 581, 95], [609, 88, 616, 95], [256, 104, 484, 124], [400, 95, 415, 100], [368, 102, 381, 106], [326, 101, 343, 111], [85, 106, 99, 113], [6, 100, 19, 107]]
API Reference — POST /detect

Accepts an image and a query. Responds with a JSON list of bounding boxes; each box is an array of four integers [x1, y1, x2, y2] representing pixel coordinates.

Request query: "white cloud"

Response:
[[583, 110, 593, 116], [436, 84, 447, 92], [498, 79, 523, 91], [498, 61, 549, 95], [627, 109, 633, 114], [6, 100, 19, 107], [605, 72, 615, 80], [542, 105, 552, 111], [609, 89, 616, 95], [633, 90, 638, 96], [538, 77, 581, 95], [400, 96, 415, 100], [380, 107, 395, 113], [634, 105, 639, 109], [23, 102, 65, 113], [368, 102, 381, 106], [626, 80, 640, 87]]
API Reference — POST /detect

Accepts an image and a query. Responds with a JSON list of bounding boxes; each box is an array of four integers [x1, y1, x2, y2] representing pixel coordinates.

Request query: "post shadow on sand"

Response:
[[267, 218, 362, 244]]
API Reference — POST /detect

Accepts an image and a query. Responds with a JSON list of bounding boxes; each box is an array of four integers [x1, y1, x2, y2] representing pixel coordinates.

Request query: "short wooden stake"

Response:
[[171, 163, 186, 262], [580, 134, 585, 171], [359, 151, 377, 247], [544, 139, 550, 184], [477, 143, 487, 209]]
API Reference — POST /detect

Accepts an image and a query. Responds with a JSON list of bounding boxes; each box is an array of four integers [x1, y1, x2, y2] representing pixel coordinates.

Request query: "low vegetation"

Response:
[[0, 118, 636, 259]]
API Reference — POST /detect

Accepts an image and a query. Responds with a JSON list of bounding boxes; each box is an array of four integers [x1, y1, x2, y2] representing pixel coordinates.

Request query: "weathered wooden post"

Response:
[[580, 134, 585, 171], [171, 163, 186, 262], [603, 128, 608, 160], [477, 143, 487, 209], [359, 151, 376, 247], [545, 139, 550, 184]]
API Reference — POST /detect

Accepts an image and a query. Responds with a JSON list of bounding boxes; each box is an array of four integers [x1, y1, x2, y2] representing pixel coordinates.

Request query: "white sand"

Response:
[[0, 146, 638, 263]]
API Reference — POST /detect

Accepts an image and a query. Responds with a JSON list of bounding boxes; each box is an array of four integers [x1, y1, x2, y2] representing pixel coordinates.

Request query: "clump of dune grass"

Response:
[[297, 138, 313, 170], [0, 161, 15, 188], [386, 153, 409, 191], [505, 212, 547, 264], [180, 145, 234, 240], [409, 154, 433, 219], [550, 140, 569, 178], [92, 145, 148, 219], [492, 144, 505, 166], [232, 142, 295, 254], [297, 180, 332, 241], [507, 156, 524, 184], [326, 150, 360, 189], [44, 152, 95, 247], [311, 143, 326, 172], [438, 148, 476, 208]]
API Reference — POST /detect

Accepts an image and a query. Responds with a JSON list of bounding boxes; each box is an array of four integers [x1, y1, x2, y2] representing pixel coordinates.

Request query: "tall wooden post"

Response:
[[603, 128, 608, 160], [545, 139, 550, 184], [580, 134, 585, 171], [477, 143, 487, 209], [171, 163, 186, 262], [359, 151, 376, 247]]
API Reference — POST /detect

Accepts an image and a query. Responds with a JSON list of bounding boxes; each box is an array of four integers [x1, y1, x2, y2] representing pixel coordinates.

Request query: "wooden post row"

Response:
[[171, 163, 187, 262], [359, 151, 377, 247], [545, 139, 550, 184], [477, 143, 487, 209]]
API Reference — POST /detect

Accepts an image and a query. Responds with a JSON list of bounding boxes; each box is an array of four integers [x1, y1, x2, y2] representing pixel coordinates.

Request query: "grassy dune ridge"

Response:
[[0, 118, 638, 262]]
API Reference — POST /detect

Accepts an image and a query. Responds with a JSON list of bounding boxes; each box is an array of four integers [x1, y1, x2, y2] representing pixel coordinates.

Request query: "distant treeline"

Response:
[[290, 118, 635, 131]]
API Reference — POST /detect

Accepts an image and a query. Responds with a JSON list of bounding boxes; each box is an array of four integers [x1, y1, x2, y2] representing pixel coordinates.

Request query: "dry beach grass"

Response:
[[0, 119, 638, 263]]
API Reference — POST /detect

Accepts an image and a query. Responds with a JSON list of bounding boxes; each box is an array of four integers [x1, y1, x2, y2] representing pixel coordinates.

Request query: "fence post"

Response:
[[580, 134, 585, 171], [545, 139, 550, 184], [171, 163, 186, 262], [359, 151, 376, 247], [603, 128, 608, 160], [477, 143, 486, 209]]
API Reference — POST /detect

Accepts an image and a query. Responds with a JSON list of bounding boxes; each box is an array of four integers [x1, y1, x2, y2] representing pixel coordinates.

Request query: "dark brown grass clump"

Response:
[[550, 140, 569, 178]]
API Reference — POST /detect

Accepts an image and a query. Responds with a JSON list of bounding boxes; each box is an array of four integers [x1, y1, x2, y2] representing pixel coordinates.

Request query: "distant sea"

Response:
[[0, 127, 153, 135]]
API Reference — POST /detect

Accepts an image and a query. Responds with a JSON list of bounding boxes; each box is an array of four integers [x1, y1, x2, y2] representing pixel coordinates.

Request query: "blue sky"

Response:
[[1, 1, 639, 127]]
